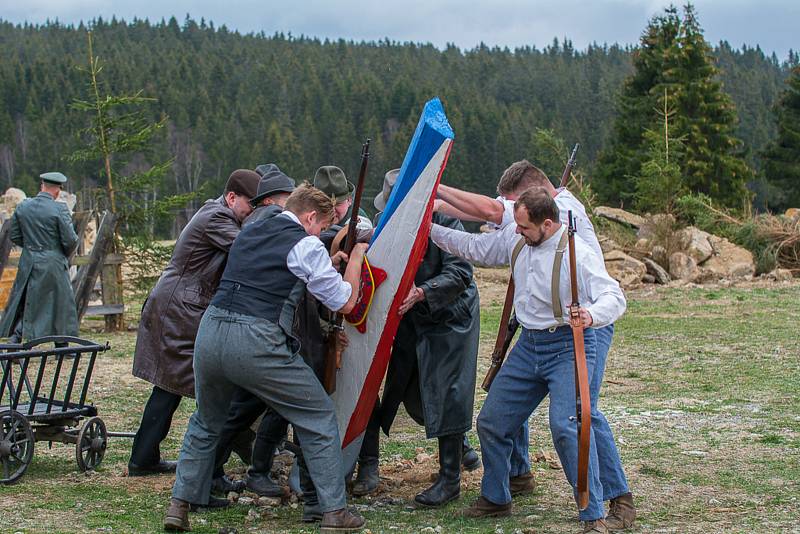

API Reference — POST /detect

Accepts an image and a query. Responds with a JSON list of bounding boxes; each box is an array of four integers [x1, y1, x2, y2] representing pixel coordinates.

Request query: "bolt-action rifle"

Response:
[[322, 139, 370, 395]]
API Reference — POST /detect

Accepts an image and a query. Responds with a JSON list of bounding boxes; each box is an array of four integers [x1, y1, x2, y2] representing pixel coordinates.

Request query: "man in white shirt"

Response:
[[436, 161, 635, 530], [431, 188, 626, 534], [164, 185, 368, 533]]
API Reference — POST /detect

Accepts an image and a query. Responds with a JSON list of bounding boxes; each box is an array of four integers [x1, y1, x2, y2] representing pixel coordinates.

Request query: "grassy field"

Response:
[[1, 277, 799, 533]]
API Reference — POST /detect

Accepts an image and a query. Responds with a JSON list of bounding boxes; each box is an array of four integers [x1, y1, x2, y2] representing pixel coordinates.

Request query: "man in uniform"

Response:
[[128, 169, 260, 478], [163, 184, 368, 533], [435, 161, 636, 530], [0, 172, 79, 342], [431, 189, 627, 533], [350, 169, 481, 507]]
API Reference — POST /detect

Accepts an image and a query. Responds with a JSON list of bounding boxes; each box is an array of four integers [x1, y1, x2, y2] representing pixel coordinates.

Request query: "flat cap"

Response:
[[224, 169, 261, 199], [40, 172, 68, 184]]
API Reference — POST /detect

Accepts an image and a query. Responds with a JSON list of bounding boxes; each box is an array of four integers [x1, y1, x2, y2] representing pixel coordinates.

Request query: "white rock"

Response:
[[604, 249, 647, 287]]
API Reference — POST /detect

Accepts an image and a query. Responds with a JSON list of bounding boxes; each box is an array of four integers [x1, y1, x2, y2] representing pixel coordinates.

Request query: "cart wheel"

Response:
[[76, 416, 107, 472], [0, 410, 35, 485]]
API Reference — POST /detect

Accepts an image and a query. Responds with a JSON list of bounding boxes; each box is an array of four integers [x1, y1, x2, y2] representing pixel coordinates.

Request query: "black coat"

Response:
[[380, 213, 480, 438]]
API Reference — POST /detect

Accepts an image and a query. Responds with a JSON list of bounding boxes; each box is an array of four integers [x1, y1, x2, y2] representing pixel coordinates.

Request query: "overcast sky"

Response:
[[1, 0, 796, 60]]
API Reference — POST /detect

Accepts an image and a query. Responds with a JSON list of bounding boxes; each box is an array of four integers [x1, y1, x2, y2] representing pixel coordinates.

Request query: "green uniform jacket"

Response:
[[0, 191, 79, 340]]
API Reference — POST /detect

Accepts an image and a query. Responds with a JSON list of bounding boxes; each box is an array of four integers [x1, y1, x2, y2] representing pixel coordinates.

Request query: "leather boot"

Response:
[[461, 435, 481, 472], [189, 495, 230, 512], [319, 508, 365, 533], [163, 498, 191, 531], [211, 475, 246, 495], [414, 434, 462, 507], [461, 496, 512, 518], [245, 449, 284, 497], [351, 457, 379, 496], [581, 519, 609, 533], [509, 471, 536, 496], [606, 492, 635, 530]]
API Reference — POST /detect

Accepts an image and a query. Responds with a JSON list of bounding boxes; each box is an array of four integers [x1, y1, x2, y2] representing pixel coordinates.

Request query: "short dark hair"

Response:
[[284, 183, 336, 223], [514, 187, 559, 225], [497, 160, 551, 196]]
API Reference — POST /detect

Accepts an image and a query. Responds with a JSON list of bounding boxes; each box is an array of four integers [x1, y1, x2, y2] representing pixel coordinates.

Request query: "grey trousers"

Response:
[[172, 305, 346, 511]]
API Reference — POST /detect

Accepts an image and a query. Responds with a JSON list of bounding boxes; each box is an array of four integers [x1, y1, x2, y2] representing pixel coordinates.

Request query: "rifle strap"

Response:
[[510, 237, 526, 277], [550, 229, 570, 325]]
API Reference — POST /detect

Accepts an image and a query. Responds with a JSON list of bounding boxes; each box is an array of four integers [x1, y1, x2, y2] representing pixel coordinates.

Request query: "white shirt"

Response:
[[279, 211, 352, 312], [430, 223, 626, 330], [493, 189, 603, 258]]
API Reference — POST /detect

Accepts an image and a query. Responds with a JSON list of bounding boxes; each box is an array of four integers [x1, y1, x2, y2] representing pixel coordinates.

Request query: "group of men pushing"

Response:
[[0, 159, 636, 534]]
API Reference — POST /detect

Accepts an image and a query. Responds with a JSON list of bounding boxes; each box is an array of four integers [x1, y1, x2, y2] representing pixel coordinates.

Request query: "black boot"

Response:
[[414, 434, 462, 507], [461, 435, 481, 472], [352, 418, 380, 497], [245, 454, 284, 497]]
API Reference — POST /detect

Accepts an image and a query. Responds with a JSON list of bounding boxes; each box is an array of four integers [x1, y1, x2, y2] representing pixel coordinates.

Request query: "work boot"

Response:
[[163, 498, 191, 531], [581, 519, 609, 533], [211, 475, 246, 495], [189, 495, 230, 512], [301, 502, 323, 523], [414, 434, 462, 507], [461, 435, 481, 472], [319, 508, 365, 533], [606, 492, 636, 530], [245, 441, 284, 497], [509, 471, 536, 496], [461, 496, 512, 518], [230, 428, 255, 465], [351, 457, 379, 496], [128, 459, 177, 476]]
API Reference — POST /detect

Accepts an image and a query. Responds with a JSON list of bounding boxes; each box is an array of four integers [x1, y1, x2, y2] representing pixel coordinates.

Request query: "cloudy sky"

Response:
[[1, 0, 796, 60]]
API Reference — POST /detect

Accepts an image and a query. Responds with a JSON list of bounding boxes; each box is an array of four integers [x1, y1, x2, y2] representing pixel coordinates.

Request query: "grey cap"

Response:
[[373, 168, 400, 211], [251, 164, 296, 206], [40, 172, 68, 185]]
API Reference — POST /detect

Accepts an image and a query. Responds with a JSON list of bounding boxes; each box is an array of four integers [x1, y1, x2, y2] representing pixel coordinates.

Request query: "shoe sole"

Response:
[[510, 487, 535, 497], [463, 509, 512, 519], [462, 460, 482, 472], [319, 526, 365, 533], [351, 484, 378, 497], [163, 517, 190, 531], [413, 492, 460, 509]]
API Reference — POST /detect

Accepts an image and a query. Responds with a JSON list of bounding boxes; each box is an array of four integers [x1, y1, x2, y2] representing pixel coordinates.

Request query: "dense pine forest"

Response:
[[0, 16, 796, 235]]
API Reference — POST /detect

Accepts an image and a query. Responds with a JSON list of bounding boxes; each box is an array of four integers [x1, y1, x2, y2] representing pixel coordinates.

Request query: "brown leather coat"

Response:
[[132, 197, 241, 397]]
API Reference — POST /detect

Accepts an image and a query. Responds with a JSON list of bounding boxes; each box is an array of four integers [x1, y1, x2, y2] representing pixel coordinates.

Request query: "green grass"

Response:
[[1, 281, 799, 532]]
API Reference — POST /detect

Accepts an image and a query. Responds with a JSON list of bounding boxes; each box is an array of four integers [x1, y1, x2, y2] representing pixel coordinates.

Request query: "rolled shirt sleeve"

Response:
[[579, 248, 627, 328], [286, 236, 352, 312]]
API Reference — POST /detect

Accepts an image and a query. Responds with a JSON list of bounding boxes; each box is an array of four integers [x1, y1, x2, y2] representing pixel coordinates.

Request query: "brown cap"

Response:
[[224, 169, 260, 199]]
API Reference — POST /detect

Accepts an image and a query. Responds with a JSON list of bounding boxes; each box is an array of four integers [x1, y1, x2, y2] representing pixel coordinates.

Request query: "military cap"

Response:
[[39, 172, 68, 185]]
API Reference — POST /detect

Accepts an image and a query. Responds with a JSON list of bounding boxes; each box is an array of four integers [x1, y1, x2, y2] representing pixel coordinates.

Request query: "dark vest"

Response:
[[211, 214, 308, 336]]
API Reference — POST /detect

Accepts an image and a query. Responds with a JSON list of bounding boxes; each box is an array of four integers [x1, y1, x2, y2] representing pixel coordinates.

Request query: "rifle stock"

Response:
[[567, 210, 592, 511], [481, 275, 518, 391], [323, 139, 370, 394]]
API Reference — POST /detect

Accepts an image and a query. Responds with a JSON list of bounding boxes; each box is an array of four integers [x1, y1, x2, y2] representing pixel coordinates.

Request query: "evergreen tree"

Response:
[[595, 4, 752, 209], [761, 66, 800, 210]]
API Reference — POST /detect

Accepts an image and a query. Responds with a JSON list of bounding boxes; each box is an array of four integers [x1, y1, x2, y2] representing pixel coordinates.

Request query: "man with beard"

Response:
[[430, 189, 626, 534]]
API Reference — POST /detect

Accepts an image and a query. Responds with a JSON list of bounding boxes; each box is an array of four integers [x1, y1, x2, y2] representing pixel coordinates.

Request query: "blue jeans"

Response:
[[477, 326, 604, 521], [508, 324, 629, 501]]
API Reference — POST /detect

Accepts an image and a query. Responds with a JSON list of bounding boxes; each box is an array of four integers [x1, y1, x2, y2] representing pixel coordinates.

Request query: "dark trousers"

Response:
[[130, 385, 182, 467], [212, 388, 288, 478]]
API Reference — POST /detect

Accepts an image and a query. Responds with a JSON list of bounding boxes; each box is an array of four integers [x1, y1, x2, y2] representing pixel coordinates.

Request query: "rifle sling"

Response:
[[550, 230, 570, 325]]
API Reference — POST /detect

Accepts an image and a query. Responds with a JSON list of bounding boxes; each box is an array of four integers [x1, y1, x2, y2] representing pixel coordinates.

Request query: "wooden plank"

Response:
[[73, 211, 118, 322], [101, 260, 125, 331], [71, 211, 92, 258], [85, 304, 125, 316], [71, 253, 124, 266]]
